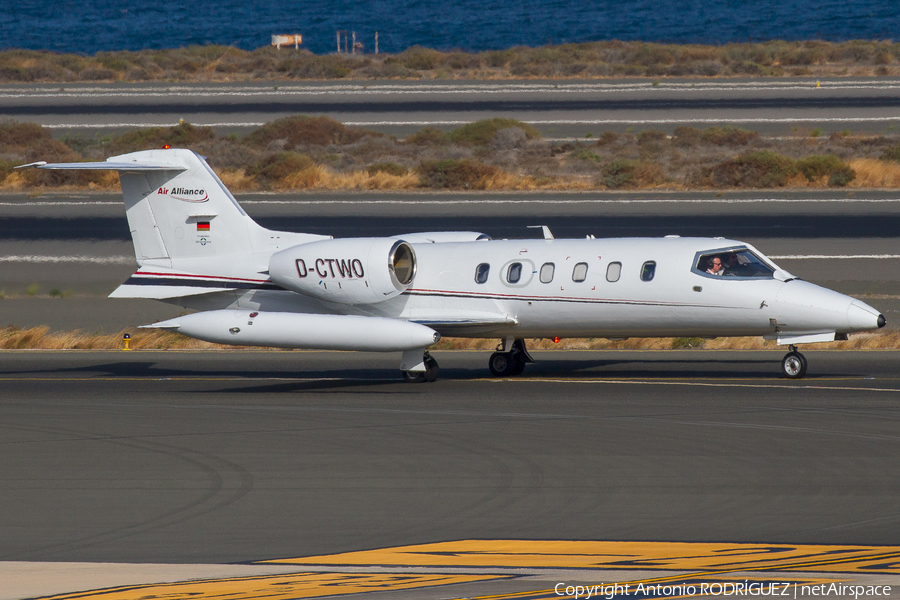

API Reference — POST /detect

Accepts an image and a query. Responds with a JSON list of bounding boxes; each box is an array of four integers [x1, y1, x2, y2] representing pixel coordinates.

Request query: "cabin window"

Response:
[[540, 262, 555, 283], [695, 248, 775, 279], [475, 263, 490, 284], [641, 261, 656, 281], [507, 262, 523, 284], [572, 262, 588, 282], [606, 262, 621, 282]]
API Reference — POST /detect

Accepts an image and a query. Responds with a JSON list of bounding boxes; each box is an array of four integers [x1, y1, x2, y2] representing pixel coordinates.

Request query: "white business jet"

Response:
[[19, 149, 885, 381]]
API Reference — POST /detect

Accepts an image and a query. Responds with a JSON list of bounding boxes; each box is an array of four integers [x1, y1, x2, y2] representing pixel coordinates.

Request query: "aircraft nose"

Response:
[[847, 300, 885, 331]]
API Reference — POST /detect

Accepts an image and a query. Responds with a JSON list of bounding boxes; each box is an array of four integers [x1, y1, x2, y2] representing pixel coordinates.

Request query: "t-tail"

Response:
[[19, 149, 327, 299]]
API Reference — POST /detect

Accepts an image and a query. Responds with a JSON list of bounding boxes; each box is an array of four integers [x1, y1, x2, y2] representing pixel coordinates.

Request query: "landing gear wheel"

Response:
[[403, 354, 439, 383], [423, 355, 440, 383], [782, 351, 808, 379], [510, 351, 526, 376], [489, 352, 514, 377], [403, 370, 426, 383]]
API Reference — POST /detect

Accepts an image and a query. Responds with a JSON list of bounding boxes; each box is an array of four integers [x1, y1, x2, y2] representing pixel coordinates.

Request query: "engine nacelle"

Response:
[[269, 238, 416, 305]]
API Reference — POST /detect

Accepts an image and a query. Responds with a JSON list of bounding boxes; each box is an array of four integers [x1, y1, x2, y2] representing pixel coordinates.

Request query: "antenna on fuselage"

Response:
[[527, 225, 555, 240]]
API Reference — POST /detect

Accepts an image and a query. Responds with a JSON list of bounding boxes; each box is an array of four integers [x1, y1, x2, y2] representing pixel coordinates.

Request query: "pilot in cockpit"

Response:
[[706, 256, 724, 275]]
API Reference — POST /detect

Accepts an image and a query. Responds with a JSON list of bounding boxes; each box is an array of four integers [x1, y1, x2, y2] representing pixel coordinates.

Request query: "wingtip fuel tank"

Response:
[[145, 310, 440, 352]]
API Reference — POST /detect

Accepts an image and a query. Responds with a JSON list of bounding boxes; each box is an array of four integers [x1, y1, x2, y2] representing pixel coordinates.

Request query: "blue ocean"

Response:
[[1, 0, 899, 55]]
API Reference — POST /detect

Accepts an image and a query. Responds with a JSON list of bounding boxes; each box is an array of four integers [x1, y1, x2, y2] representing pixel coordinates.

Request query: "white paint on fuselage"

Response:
[[167, 235, 882, 342]]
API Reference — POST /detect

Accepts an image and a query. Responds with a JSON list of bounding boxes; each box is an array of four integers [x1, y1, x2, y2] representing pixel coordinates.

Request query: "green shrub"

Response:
[[110, 122, 215, 152], [367, 162, 408, 177], [570, 148, 603, 162], [672, 126, 702, 147], [602, 159, 664, 189], [246, 152, 315, 184], [881, 145, 900, 162], [796, 154, 855, 185], [417, 159, 499, 189], [708, 151, 798, 187], [671, 337, 705, 349], [0, 122, 50, 151], [406, 127, 447, 145], [595, 131, 620, 146], [637, 129, 667, 144], [447, 118, 540, 146], [700, 126, 759, 145], [246, 115, 378, 148], [401, 46, 443, 70]]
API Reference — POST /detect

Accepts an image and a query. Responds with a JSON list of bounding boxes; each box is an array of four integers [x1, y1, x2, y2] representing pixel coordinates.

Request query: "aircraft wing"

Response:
[[408, 310, 518, 334]]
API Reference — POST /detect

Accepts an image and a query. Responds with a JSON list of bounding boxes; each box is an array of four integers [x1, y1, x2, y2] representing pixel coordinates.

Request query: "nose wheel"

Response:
[[403, 353, 439, 383], [781, 346, 808, 379]]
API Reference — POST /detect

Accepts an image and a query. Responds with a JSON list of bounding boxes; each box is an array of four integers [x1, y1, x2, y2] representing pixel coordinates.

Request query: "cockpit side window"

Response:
[[695, 248, 775, 279]]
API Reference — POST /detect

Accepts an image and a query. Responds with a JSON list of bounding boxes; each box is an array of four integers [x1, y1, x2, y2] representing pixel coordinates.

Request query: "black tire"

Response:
[[510, 351, 527, 376], [403, 370, 426, 383], [423, 355, 440, 383], [782, 351, 808, 379], [488, 352, 514, 377]]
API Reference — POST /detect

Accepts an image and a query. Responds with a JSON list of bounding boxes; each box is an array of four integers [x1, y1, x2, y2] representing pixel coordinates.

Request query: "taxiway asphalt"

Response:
[[2, 349, 900, 564]]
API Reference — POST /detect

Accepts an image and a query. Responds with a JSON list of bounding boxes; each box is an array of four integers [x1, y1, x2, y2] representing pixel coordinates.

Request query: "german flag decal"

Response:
[[197, 221, 210, 232]]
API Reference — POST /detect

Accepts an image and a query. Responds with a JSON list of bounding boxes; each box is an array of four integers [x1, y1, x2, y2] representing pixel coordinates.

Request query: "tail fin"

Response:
[[27, 149, 280, 266]]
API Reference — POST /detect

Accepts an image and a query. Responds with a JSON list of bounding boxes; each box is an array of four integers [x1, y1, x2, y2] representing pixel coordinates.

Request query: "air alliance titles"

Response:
[[156, 186, 209, 202]]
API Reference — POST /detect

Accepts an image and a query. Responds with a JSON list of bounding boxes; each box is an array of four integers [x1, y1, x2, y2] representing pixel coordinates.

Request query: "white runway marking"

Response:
[[41, 116, 900, 129], [5, 79, 900, 98], [524, 378, 900, 393]]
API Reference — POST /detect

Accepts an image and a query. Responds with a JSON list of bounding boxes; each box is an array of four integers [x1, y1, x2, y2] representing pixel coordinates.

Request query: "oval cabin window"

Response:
[[572, 262, 588, 282], [507, 262, 523, 284], [606, 262, 621, 282], [540, 262, 555, 283]]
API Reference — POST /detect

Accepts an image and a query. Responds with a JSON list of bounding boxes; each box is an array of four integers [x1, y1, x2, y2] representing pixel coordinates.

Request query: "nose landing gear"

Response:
[[781, 345, 808, 379], [402, 351, 439, 383]]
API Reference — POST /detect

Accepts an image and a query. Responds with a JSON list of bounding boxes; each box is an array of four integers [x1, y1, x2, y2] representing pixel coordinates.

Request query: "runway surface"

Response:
[[5, 78, 900, 137]]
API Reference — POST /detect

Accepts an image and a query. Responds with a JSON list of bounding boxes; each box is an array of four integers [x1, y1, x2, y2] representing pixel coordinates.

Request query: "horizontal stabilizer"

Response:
[[110, 267, 281, 299], [16, 160, 185, 171]]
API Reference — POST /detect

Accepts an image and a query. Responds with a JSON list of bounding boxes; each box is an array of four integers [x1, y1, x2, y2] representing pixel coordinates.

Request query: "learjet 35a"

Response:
[[19, 149, 885, 381]]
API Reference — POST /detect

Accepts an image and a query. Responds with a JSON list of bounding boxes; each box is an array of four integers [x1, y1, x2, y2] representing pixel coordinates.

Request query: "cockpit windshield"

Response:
[[695, 248, 775, 279]]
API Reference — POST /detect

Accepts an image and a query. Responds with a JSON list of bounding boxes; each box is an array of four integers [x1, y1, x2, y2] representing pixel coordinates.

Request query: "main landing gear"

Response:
[[781, 345, 808, 379], [488, 338, 533, 377]]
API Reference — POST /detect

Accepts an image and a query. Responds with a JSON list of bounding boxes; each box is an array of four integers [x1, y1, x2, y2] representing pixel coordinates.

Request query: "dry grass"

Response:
[[847, 158, 900, 187], [0, 326, 231, 350], [4, 325, 898, 351]]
